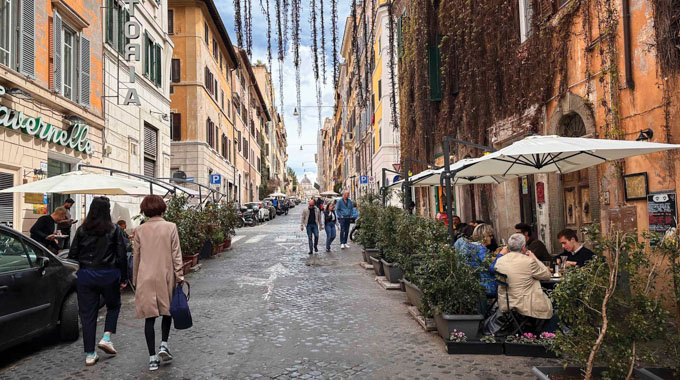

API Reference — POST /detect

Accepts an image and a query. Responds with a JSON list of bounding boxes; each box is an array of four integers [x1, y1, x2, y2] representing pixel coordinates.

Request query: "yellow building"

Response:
[[168, 0, 240, 199]]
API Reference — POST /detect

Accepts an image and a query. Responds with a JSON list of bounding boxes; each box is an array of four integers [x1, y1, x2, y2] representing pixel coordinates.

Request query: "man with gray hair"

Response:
[[494, 233, 553, 320]]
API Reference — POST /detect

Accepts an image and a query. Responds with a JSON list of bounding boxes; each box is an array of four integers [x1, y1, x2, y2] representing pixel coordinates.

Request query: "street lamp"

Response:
[[293, 108, 299, 116]]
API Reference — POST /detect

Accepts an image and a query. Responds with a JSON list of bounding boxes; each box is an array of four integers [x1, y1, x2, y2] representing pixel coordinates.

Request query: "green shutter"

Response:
[[117, 6, 124, 53], [429, 44, 442, 101], [155, 44, 161, 87], [397, 16, 403, 58], [124, 10, 130, 49], [143, 32, 149, 77], [106, 0, 113, 45]]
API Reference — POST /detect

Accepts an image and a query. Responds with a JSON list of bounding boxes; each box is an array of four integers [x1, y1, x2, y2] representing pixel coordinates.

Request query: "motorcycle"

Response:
[[240, 207, 258, 227], [350, 217, 360, 241]]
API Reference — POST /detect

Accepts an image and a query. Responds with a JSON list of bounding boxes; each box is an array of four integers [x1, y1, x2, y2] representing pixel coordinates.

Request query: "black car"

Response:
[[0, 224, 79, 351]]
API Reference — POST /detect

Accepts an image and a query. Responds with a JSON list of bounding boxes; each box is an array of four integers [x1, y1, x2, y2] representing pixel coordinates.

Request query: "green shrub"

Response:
[[356, 193, 382, 249], [376, 206, 406, 263]]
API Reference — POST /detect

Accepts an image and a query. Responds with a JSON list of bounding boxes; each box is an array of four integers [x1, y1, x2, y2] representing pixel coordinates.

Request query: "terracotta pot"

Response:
[[224, 238, 232, 249]]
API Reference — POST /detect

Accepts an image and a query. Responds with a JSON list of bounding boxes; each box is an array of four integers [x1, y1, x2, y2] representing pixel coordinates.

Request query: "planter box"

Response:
[[363, 248, 379, 263], [182, 260, 192, 274], [224, 238, 232, 250], [182, 253, 199, 267], [403, 279, 424, 309], [634, 368, 676, 380], [362, 250, 371, 263], [434, 313, 483, 341], [367, 248, 381, 262], [505, 343, 558, 358], [445, 340, 503, 355], [370, 256, 385, 276], [381, 259, 403, 284]]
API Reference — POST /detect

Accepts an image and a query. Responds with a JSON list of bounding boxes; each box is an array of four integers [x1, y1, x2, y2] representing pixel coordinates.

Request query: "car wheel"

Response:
[[59, 292, 79, 341]]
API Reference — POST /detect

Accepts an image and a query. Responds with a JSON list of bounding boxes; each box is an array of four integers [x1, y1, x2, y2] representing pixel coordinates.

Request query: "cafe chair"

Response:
[[495, 272, 530, 336]]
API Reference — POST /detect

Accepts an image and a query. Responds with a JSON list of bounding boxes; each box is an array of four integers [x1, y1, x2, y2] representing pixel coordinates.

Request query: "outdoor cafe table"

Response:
[[540, 276, 563, 290]]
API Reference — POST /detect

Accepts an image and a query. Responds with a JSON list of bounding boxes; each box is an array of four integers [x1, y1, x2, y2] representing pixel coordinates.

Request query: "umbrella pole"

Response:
[[443, 138, 456, 246]]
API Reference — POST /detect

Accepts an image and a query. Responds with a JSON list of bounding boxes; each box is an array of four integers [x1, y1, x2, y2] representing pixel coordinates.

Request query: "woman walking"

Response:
[[133, 195, 184, 371], [68, 197, 127, 366], [324, 202, 337, 252]]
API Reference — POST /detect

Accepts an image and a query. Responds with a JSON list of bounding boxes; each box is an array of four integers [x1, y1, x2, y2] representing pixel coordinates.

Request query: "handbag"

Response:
[[170, 282, 193, 330]]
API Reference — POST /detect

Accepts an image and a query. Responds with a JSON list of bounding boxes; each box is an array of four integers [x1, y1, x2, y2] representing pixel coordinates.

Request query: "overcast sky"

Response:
[[214, 1, 352, 184]]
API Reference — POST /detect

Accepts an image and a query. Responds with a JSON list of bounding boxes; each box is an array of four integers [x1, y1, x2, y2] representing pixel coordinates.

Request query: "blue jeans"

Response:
[[306, 224, 319, 252], [339, 218, 351, 244], [325, 221, 336, 250]]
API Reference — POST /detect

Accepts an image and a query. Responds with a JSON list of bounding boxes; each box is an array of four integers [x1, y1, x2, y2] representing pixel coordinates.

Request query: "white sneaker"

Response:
[[97, 338, 117, 355], [85, 353, 99, 366], [345, 243, 350, 249], [341, 244, 345, 249]]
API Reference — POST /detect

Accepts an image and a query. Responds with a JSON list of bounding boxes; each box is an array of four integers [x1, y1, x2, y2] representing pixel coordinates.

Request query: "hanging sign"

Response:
[[0, 87, 94, 154], [536, 182, 545, 204], [648, 191, 677, 234]]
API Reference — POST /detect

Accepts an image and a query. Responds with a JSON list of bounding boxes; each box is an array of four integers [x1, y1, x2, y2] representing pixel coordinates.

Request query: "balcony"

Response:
[[343, 132, 355, 149]]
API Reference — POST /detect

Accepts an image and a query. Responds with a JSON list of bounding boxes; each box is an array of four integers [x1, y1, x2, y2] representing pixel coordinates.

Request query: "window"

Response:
[[143, 32, 162, 87], [219, 52, 223, 71], [168, 9, 174, 34], [62, 26, 76, 100], [257, 157, 261, 172], [105, 0, 130, 55], [204, 22, 208, 44], [171, 113, 181, 141], [221, 90, 224, 109], [206, 118, 215, 148], [237, 130, 242, 152], [377, 79, 382, 101], [0, 172, 14, 228], [53, 13, 90, 105], [212, 39, 217, 58], [519, 0, 533, 43], [0, 230, 31, 273], [171, 58, 180, 82], [143, 124, 158, 178]]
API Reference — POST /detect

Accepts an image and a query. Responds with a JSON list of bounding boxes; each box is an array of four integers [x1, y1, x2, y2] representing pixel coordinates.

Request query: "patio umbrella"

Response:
[[0, 171, 159, 195], [451, 135, 680, 177], [319, 191, 339, 196], [268, 192, 287, 197], [410, 159, 520, 187]]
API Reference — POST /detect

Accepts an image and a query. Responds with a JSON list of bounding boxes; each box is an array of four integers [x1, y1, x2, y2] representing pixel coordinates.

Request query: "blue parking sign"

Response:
[[210, 174, 222, 185], [360, 176, 368, 184]]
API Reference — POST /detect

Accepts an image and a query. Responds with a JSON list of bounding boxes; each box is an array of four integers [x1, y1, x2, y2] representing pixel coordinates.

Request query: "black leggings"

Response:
[[144, 316, 172, 355]]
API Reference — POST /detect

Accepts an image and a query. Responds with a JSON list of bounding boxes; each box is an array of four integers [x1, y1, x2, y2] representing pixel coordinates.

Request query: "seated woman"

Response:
[[454, 223, 503, 297]]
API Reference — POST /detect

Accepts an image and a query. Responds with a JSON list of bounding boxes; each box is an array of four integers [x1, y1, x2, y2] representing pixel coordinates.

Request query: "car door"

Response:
[[0, 229, 53, 345]]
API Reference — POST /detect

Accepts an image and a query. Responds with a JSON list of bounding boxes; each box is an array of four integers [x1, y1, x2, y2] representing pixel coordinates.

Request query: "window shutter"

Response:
[[171, 113, 181, 141], [53, 12, 62, 93], [79, 35, 91, 106], [125, 10, 131, 47], [168, 9, 174, 34], [143, 32, 149, 77], [172, 59, 180, 82], [397, 16, 403, 58], [143, 158, 156, 178], [106, 0, 114, 44], [0, 172, 14, 228], [429, 44, 442, 101], [155, 44, 161, 86], [144, 125, 158, 159], [19, 0, 35, 77]]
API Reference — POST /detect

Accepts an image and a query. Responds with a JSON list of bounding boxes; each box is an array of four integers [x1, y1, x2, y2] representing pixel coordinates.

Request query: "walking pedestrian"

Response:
[[301, 199, 323, 254], [336, 190, 354, 249], [324, 202, 337, 252], [67, 197, 128, 366], [133, 195, 184, 371]]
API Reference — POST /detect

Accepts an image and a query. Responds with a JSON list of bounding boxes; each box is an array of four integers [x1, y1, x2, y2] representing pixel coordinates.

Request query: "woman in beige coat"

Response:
[[133, 195, 184, 371]]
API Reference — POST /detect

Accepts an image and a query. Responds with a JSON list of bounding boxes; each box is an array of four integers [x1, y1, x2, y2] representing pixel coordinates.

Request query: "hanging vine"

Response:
[[283, 0, 290, 50], [387, 1, 398, 130], [292, 0, 302, 136], [310, 0, 320, 81], [233, 0, 244, 48], [331, 0, 339, 90], [245, 0, 254, 56], [320, 0, 327, 84]]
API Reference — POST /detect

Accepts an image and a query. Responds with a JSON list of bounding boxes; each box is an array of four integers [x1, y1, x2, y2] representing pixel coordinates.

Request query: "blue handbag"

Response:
[[170, 282, 193, 330]]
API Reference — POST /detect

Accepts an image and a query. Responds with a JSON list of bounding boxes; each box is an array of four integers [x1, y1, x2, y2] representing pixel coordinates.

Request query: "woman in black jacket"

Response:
[[323, 202, 337, 252], [68, 197, 127, 366]]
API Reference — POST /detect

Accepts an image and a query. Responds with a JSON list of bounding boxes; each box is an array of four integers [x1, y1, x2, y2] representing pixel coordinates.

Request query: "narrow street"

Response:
[[0, 206, 555, 379]]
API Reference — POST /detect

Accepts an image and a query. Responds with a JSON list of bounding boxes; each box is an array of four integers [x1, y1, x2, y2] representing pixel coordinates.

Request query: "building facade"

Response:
[[168, 0, 240, 201], [0, 0, 104, 232], [102, 0, 174, 225]]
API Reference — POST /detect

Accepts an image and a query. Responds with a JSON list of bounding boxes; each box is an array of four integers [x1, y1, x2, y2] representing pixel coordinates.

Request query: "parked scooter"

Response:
[[240, 207, 258, 227], [350, 217, 360, 241]]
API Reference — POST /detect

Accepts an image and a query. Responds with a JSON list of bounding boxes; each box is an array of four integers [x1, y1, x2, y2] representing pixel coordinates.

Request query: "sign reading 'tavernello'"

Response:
[[0, 86, 93, 155]]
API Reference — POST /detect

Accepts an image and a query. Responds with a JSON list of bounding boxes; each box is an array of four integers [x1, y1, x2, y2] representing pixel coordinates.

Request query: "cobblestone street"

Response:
[[0, 207, 556, 379]]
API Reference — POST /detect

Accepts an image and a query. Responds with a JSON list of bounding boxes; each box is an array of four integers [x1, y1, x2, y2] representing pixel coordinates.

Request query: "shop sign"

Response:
[[25, 193, 45, 204], [0, 85, 94, 154], [536, 182, 545, 204], [647, 191, 677, 234]]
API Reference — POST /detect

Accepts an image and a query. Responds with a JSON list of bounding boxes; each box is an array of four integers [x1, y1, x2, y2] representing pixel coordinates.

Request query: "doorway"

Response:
[[559, 113, 591, 238], [47, 159, 72, 213]]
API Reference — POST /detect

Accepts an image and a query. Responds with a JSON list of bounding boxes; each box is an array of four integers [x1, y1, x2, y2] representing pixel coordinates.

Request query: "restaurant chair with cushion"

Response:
[[495, 272, 529, 336]]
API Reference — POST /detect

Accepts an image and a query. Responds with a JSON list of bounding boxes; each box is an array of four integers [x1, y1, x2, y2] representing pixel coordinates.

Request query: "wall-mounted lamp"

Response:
[[64, 114, 86, 124], [636, 128, 654, 141], [7, 87, 32, 100], [151, 111, 169, 121]]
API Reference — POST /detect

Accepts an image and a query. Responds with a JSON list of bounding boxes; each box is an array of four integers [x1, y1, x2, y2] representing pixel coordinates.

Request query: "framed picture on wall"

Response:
[[623, 173, 648, 201]]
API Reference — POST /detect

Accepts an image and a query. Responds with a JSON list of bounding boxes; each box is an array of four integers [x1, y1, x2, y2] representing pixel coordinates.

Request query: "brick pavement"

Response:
[[0, 207, 556, 379]]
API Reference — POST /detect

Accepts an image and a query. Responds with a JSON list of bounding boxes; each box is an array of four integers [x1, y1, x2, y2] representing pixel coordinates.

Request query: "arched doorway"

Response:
[[559, 113, 592, 233]]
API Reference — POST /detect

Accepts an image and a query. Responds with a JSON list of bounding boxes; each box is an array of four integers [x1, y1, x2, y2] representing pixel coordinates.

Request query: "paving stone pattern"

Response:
[[0, 207, 557, 379]]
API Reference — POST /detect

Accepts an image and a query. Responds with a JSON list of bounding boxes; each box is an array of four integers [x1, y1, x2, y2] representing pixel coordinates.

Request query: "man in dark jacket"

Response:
[[30, 207, 68, 253], [515, 223, 551, 262], [301, 200, 323, 254]]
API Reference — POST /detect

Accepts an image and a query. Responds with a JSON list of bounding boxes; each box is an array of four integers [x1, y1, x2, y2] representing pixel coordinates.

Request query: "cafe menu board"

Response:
[[648, 191, 677, 234]]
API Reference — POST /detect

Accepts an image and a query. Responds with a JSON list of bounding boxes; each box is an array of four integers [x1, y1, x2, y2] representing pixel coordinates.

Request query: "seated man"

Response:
[[557, 228, 595, 267], [495, 233, 553, 321], [515, 223, 551, 262]]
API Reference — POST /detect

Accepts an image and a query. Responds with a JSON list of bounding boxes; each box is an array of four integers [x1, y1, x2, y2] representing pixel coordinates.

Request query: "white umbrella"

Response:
[[268, 192, 287, 197], [0, 171, 159, 195], [409, 159, 520, 187], [453, 135, 680, 177], [319, 191, 339, 196]]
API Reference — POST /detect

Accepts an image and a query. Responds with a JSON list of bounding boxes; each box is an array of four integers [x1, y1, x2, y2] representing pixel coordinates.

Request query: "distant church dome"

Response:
[[300, 175, 312, 184]]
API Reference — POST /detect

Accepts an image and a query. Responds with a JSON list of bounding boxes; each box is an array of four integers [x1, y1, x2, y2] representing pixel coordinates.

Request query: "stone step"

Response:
[[376, 276, 401, 291], [359, 261, 373, 270], [407, 305, 437, 332]]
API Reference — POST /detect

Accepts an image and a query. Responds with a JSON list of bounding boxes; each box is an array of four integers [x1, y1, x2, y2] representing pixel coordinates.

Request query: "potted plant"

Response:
[[504, 332, 558, 358], [356, 193, 381, 250], [377, 206, 405, 283], [217, 200, 239, 249], [165, 195, 206, 261], [535, 226, 673, 380], [445, 331, 504, 355], [422, 243, 485, 340]]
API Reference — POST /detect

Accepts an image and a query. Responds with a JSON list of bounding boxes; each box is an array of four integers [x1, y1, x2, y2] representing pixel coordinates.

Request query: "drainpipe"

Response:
[[622, 0, 634, 90]]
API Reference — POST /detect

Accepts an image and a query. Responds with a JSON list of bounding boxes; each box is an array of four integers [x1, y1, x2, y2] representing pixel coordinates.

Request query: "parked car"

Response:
[[0, 224, 80, 351], [261, 199, 277, 220], [245, 202, 269, 223]]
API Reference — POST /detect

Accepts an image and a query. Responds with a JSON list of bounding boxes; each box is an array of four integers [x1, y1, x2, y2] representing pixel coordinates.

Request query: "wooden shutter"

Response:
[[19, 0, 35, 76], [0, 172, 14, 228], [155, 44, 161, 86], [143, 158, 155, 177], [172, 59, 180, 82], [168, 9, 174, 34], [144, 124, 157, 159], [143, 32, 149, 77], [171, 113, 181, 141], [106, 0, 114, 44], [429, 43, 442, 101], [79, 35, 91, 106], [53, 12, 62, 93]]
